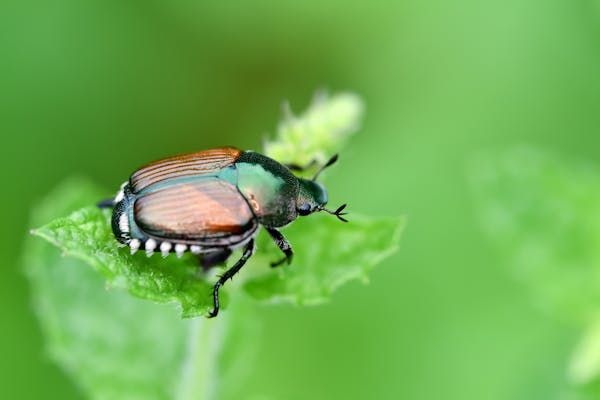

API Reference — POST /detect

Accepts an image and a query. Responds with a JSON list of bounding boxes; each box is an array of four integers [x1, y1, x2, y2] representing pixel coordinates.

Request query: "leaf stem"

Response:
[[176, 315, 228, 400]]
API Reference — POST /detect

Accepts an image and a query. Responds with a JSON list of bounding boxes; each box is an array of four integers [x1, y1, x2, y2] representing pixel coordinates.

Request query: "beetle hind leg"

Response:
[[208, 239, 255, 318]]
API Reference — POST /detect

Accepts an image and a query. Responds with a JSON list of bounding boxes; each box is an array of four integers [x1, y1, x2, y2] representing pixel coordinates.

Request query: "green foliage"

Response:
[[263, 91, 364, 172], [25, 93, 403, 399], [30, 92, 399, 318], [245, 215, 403, 305], [25, 178, 260, 400], [32, 205, 215, 317], [470, 146, 600, 390], [31, 202, 402, 317], [471, 147, 600, 322]]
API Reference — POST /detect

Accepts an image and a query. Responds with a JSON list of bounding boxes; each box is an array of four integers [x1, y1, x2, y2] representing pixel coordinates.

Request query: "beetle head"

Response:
[[296, 178, 328, 216], [296, 176, 348, 222]]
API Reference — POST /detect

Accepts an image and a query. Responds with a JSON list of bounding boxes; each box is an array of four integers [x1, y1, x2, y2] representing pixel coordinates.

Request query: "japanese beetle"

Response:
[[99, 147, 347, 317]]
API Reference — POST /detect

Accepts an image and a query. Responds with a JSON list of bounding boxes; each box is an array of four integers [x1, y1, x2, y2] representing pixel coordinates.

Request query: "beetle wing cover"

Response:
[[130, 147, 242, 193], [134, 177, 257, 244]]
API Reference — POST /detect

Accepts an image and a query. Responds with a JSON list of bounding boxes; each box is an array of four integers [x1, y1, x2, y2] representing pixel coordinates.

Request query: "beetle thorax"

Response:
[[234, 153, 299, 228]]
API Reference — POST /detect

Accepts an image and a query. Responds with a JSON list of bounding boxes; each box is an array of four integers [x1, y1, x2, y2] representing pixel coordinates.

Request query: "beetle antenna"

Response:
[[321, 203, 349, 222], [97, 199, 116, 209], [312, 154, 339, 181]]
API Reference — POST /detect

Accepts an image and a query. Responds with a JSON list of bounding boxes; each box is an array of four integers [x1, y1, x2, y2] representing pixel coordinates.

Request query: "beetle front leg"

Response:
[[266, 228, 293, 268], [208, 239, 255, 318], [285, 159, 317, 173]]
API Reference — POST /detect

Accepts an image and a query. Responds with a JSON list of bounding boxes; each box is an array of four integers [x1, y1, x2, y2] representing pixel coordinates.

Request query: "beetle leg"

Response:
[[208, 239, 255, 318], [266, 228, 293, 268], [285, 159, 317, 173], [97, 199, 115, 209], [200, 248, 232, 271]]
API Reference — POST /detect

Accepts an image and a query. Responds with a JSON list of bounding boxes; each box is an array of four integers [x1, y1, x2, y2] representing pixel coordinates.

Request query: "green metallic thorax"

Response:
[[229, 151, 299, 227]]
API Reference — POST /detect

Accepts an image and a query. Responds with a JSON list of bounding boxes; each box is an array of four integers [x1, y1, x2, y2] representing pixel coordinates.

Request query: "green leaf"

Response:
[[244, 214, 404, 305], [24, 178, 259, 400], [470, 146, 600, 389], [32, 206, 215, 318]]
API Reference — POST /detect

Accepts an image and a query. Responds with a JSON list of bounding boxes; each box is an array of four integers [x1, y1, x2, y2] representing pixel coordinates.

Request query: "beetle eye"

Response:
[[297, 203, 311, 216]]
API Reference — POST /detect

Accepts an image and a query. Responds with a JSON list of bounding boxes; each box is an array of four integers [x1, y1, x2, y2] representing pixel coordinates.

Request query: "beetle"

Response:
[[98, 147, 347, 317]]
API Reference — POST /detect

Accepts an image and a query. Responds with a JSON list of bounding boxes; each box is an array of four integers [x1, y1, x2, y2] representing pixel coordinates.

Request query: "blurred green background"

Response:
[[2, 0, 600, 399]]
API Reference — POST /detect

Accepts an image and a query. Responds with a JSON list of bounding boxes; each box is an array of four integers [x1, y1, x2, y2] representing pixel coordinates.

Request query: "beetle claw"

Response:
[[321, 203, 349, 222], [270, 255, 292, 268]]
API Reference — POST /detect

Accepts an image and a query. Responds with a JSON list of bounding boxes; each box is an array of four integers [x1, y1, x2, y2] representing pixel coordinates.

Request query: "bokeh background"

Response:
[[2, 1, 600, 399]]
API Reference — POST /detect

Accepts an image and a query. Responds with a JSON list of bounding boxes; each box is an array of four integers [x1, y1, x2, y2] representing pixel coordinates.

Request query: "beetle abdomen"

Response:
[[114, 146, 258, 256], [134, 177, 257, 243], [111, 181, 257, 258]]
